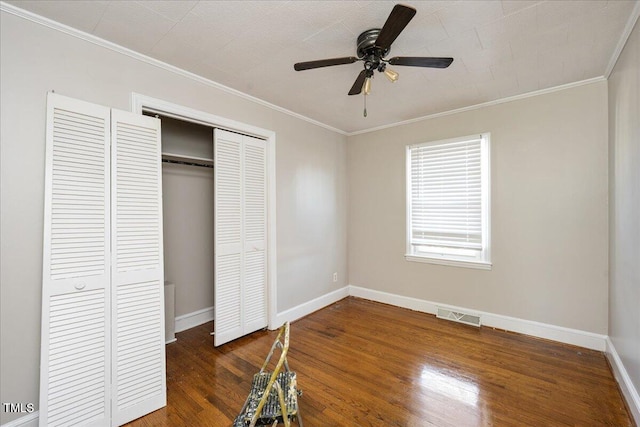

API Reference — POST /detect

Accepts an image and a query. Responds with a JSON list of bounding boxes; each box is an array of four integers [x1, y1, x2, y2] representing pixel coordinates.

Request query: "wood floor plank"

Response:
[[125, 297, 634, 426]]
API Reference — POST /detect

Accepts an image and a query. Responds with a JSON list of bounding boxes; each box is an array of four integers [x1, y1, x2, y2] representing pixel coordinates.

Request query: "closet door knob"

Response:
[[74, 282, 86, 290]]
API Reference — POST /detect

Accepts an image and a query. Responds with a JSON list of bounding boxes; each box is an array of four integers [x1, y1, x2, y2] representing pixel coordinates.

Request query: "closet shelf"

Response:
[[162, 152, 214, 167]]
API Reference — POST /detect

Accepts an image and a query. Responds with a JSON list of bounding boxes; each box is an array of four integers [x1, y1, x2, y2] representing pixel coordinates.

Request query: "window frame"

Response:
[[405, 133, 492, 270]]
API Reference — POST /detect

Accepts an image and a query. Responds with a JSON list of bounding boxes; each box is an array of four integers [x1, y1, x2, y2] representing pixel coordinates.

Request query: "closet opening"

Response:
[[143, 112, 215, 342], [135, 93, 278, 347]]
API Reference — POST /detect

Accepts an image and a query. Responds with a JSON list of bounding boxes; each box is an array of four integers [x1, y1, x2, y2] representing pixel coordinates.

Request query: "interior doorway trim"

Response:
[[130, 92, 278, 330]]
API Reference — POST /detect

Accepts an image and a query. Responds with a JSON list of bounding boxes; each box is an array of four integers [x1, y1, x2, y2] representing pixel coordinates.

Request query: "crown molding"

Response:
[[605, 0, 640, 78], [346, 76, 607, 136]]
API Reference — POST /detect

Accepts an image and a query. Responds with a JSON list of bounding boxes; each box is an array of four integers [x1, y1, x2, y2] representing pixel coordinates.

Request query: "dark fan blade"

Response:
[[294, 56, 358, 71], [388, 57, 454, 68], [375, 4, 417, 51], [348, 70, 367, 95]]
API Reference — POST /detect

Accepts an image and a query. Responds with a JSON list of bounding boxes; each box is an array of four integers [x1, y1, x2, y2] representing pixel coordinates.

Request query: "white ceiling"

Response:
[[7, 0, 638, 133]]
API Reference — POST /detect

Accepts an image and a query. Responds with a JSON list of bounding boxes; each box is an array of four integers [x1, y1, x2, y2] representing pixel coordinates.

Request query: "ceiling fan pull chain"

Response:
[[363, 93, 367, 117]]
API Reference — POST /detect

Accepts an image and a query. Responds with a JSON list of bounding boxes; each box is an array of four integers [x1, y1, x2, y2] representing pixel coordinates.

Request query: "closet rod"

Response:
[[162, 158, 213, 168], [161, 152, 213, 168]]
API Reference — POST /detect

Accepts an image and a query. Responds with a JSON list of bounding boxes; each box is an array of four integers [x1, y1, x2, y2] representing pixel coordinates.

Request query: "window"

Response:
[[406, 133, 491, 269]]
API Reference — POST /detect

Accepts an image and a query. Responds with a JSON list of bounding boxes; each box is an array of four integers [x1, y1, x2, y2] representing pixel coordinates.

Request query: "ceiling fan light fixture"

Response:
[[364, 77, 372, 95], [384, 67, 399, 82]]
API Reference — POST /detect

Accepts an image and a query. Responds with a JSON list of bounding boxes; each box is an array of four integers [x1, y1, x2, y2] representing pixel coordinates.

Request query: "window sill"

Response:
[[405, 254, 492, 270]]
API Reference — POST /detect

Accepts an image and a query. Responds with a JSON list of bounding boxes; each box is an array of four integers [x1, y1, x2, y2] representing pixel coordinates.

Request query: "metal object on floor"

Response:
[[234, 322, 303, 427]]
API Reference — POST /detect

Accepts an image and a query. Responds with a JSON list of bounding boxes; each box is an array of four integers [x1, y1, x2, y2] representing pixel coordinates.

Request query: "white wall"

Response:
[[608, 17, 640, 421], [0, 10, 348, 424], [347, 81, 609, 334]]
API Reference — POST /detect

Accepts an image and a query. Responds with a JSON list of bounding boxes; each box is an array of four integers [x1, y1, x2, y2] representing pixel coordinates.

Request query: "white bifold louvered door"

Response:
[[214, 129, 267, 346], [41, 94, 112, 427], [40, 93, 165, 427], [110, 110, 165, 425]]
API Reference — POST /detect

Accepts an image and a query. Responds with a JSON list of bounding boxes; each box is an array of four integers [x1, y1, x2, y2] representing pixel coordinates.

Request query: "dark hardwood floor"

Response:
[[126, 297, 633, 426]]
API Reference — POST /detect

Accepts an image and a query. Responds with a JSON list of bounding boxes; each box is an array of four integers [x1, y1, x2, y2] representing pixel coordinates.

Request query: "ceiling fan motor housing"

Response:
[[357, 29, 390, 65]]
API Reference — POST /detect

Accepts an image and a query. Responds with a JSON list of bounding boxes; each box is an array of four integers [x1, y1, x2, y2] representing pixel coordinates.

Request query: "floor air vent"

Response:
[[436, 307, 481, 327]]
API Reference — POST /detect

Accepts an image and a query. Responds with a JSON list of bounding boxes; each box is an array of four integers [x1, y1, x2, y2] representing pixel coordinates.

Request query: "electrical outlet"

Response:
[[333, 272, 338, 282]]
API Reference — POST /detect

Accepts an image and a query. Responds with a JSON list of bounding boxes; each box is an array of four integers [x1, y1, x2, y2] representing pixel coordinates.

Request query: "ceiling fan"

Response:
[[293, 4, 453, 100]]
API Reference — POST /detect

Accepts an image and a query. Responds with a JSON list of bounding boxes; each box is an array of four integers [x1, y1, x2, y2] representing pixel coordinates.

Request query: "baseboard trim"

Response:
[[175, 306, 214, 333], [606, 337, 640, 424], [349, 285, 438, 313], [348, 285, 607, 351], [0, 411, 38, 427], [274, 286, 349, 326]]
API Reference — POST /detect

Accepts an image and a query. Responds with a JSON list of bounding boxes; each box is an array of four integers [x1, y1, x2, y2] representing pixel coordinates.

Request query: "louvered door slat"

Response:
[[111, 110, 166, 426], [41, 93, 111, 427], [244, 251, 266, 327]]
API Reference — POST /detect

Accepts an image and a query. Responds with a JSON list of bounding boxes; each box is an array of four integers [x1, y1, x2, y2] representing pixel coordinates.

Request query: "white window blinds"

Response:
[[406, 134, 490, 268]]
